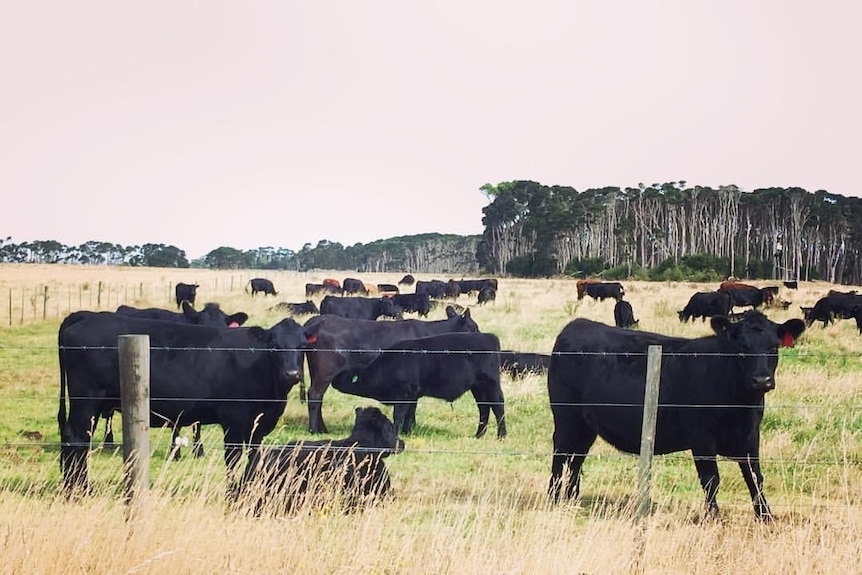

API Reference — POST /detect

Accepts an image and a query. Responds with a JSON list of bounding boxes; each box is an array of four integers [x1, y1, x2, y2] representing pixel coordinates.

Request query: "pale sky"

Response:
[[2, 2, 860, 259]]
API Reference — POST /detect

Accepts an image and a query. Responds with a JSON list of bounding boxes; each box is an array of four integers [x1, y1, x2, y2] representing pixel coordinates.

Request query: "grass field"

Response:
[[0, 263, 860, 574]]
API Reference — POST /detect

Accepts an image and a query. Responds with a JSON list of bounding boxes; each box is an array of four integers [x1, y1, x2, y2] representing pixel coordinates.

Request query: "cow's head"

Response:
[[710, 312, 806, 393], [253, 319, 320, 386]]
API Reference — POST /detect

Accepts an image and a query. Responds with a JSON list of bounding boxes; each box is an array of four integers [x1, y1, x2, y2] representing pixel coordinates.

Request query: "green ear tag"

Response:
[[351, 375, 359, 383]]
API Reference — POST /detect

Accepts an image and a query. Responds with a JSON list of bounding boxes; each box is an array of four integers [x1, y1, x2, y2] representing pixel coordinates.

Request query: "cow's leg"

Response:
[[103, 411, 114, 445], [692, 451, 721, 519], [470, 387, 491, 439], [549, 409, 596, 504], [61, 402, 100, 496], [482, 382, 507, 439], [392, 402, 416, 435], [737, 456, 772, 521], [306, 379, 329, 434], [223, 428, 246, 501], [191, 422, 205, 458], [170, 426, 183, 461]]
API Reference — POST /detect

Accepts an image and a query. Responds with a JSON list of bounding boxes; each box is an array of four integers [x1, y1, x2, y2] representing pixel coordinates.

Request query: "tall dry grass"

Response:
[[0, 264, 860, 573]]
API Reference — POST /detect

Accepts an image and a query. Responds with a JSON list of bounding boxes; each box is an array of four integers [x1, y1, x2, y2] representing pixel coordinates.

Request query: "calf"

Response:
[[240, 406, 404, 515], [500, 351, 551, 378], [477, 286, 496, 305], [613, 299, 638, 328], [271, 300, 320, 317], [548, 312, 805, 520], [175, 282, 199, 308], [247, 278, 278, 296], [332, 332, 506, 438]]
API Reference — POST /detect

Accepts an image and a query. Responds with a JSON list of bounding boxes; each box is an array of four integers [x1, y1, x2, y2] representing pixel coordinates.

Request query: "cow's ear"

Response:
[[445, 306, 456, 318], [710, 315, 732, 337], [247, 326, 267, 342], [304, 324, 320, 345], [229, 312, 249, 327], [779, 318, 806, 347], [463, 308, 471, 319]]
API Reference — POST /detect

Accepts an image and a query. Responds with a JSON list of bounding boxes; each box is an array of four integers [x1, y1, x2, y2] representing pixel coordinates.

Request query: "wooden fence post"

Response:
[[118, 334, 150, 518], [637, 345, 662, 520]]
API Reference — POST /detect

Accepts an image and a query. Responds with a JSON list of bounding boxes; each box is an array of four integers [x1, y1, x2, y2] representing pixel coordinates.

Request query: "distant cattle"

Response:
[[575, 279, 603, 300], [415, 280, 448, 299], [445, 279, 461, 299], [240, 406, 404, 515], [376, 284, 400, 296], [500, 351, 551, 378], [583, 281, 624, 301], [342, 278, 368, 296], [306, 283, 342, 297], [333, 332, 506, 438], [320, 296, 403, 321], [456, 279, 498, 295], [613, 299, 638, 328], [323, 278, 342, 290], [718, 281, 767, 309], [801, 292, 862, 328], [678, 292, 732, 322], [398, 274, 415, 286], [302, 306, 480, 433], [782, 280, 798, 290], [547, 312, 805, 520], [247, 278, 278, 297], [175, 282, 199, 309], [59, 312, 316, 496], [391, 293, 431, 317], [271, 300, 320, 317], [116, 301, 249, 328], [477, 286, 496, 305]]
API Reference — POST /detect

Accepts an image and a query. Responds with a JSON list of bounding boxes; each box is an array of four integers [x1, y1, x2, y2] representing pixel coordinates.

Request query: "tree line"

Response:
[[477, 181, 862, 285]]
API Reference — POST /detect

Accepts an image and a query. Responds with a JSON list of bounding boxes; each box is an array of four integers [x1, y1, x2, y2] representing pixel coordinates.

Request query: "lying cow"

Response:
[[240, 406, 404, 515], [547, 312, 805, 520], [270, 300, 320, 317], [499, 351, 550, 378], [332, 332, 506, 438]]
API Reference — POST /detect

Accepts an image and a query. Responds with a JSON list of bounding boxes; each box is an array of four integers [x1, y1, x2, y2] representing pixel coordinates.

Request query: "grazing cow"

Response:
[[116, 301, 249, 328], [760, 286, 780, 307], [415, 280, 448, 299], [782, 280, 798, 290], [477, 286, 496, 305], [320, 295, 403, 321], [175, 282, 199, 309], [240, 406, 404, 515], [575, 279, 603, 300], [547, 312, 805, 520], [801, 292, 862, 327], [302, 306, 480, 433], [376, 284, 400, 296], [333, 332, 506, 438], [391, 293, 431, 317], [271, 300, 320, 317], [584, 281, 625, 301], [58, 312, 316, 496], [323, 278, 342, 290], [678, 292, 732, 322], [247, 278, 278, 297], [457, 279, 498, 295], [499, 351, 551, 378], [613, 299, 638, 328], [342, 278, 368, 296], [718, 281, 765, 309], [398, 274, 415, 286], [306, 283, 342, 297]]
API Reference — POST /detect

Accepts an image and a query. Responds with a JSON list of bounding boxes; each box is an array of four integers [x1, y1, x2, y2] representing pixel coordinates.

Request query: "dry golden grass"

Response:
[[0, 264, 861, 574]]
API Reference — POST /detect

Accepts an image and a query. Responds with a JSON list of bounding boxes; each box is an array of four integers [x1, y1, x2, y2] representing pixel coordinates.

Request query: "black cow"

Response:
[[320, 296, 403, 321], [391, 293, 431, 317], [271, 300, 320, 317], [58, 312, 316, 496], [678, 292, 732, 323], [477, 286, 496, 305], [306, 283, 342, 297], [457, 279, 498, 295], [117, 301, 249, 328], [175, 282, 199, 308], [415, 280, 447, 299], [398, 274, 415, 286], [547, 312, 805, 520], [342, 278, 368, 296], [113, 301, 249, 458], [240, 406, 404, 515], [499, 351, 551, 378], [782, 281, 798, 290], [247, 278, 278, 297], [584, 282, 624, 301], [718, 283, 764, 310], [801, 293, 862, 327], [333, 332, 506, 438], [302, 306, 480, 433], [613, 299, 638, 328]]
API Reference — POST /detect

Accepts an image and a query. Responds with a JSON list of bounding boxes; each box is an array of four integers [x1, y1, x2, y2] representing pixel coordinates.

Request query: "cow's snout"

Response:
[[283, 369, 302, 384], [752, 375, 775, 391]]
